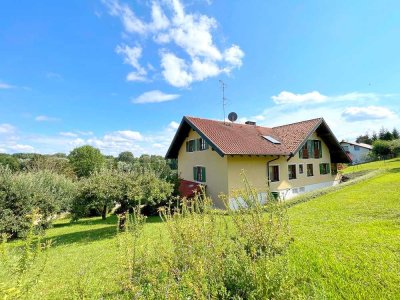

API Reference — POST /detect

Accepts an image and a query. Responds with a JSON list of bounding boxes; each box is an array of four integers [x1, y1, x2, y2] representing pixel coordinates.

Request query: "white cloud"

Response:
[[77, 130, 94, 136], [8, 144, 35, 152], [114, 130, 143, 141], [342, 106, 395, 122], [160, 52, 193, 87], [60, 132, 78, 137], [103, 0, 244, 87], [35, 115, 60, 122], [116, 44, 147, 81], [0, 124, 16, 134], [272, 91, 328, 104], [168, 121, 180, 130], [133, 90, 180, 104]]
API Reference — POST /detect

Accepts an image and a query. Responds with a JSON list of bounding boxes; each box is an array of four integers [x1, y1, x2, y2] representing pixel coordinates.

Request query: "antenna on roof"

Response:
[[219, 80, 227, 124]]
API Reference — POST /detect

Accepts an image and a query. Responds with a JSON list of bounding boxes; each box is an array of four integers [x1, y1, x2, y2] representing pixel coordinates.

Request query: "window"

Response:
[[319, 163, 330, 175], [193, 166, 206, 182], [299, 164, 304, 174], [307, 164, 314, 177], [288, 164, 296, 180], [186, 140, 196, 152], [299, 140, 322, 159], [198, 138, 209, 151], [354, 145, 360, 151], [342, 145, 349, 151], [331, 163, 338, 175], [269, 165, 279, 182]]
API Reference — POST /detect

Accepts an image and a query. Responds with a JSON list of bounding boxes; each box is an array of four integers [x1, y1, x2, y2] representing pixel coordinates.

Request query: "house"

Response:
[[340, 141, 372, 164], [166, 116, 351, 208]]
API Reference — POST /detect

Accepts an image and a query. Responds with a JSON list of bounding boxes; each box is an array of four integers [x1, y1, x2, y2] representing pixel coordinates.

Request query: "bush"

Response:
[[0, 167, 77, 238], [372, 140, 391, 157], [115, 174, 292, 299]]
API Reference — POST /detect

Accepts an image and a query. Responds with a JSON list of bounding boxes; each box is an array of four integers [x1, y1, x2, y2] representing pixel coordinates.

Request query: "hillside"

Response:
[[1, 159, 399, 299]]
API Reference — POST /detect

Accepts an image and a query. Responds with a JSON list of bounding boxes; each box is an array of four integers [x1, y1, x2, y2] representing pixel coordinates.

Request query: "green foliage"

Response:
[[68, 145, 105, 177], [372, 139, 392, 156], [23, 154, 76, 178], [117, 151, 135, 163], [0, 153, 20, 171], [72, 169, 173, 222], [0, 211, 51, 298], [0, 166, 77, 238]]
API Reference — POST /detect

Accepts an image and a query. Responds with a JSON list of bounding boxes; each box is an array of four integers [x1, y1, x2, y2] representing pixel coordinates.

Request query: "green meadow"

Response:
[[1, 159, 400, 299]]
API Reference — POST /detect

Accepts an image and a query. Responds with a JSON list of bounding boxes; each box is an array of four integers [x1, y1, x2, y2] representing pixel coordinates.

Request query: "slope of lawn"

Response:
[[342, 157, 400, 174], [2, 159, 399, 299]]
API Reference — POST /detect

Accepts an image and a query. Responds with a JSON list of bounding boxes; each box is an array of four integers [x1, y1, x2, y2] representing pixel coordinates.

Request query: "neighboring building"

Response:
[[166, 116, 351, 208], [340, 141, 372, 164]]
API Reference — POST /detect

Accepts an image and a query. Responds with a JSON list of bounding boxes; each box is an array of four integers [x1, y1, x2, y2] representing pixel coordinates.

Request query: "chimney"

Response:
[[245, 121, 256, 125]]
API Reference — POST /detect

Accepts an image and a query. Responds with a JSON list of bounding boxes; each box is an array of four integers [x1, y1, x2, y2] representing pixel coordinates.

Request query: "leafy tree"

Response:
[[0, 154, 20, 171], [72, 169, 173, 229], [24, 155, 75, 178], [371, 131, 378, 142], [372, 140, 391, 157], [355, 133, 372, 145], [68, 145, 105, 177], [0, 167, 77, 238], [117, 151, 135, 163], [389, 139, 400, 156], [392, 128, 400, 140]]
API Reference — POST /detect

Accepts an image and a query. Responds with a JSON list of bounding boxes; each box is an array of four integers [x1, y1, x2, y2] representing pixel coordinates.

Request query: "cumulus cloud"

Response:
[[272, 91, 328, 104], [168, 121, 180, 130], [341, 106, 395, 122], [116, 44, 147, 81], [103, 0, 244, 87], [35, 115, 60, 122], [271, 90, 387, 105], [133, 90, 180, 104]]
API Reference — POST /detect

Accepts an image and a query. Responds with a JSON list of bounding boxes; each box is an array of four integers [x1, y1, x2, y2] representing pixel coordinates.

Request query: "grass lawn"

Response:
[[2, 159, 400, 299]]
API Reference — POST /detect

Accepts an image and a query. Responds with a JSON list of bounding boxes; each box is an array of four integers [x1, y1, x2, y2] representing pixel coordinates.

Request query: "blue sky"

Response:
[[1, 0, 399, 155]]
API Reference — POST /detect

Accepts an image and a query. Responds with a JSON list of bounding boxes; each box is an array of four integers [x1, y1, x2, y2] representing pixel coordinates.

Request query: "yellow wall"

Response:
[[177, 129, 228, 208], [226, 133, 338, 195]]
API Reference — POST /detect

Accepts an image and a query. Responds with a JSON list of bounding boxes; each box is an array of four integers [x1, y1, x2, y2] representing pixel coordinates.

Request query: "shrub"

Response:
[[372, 140, 391, 157], [0, 166, 77, 238]]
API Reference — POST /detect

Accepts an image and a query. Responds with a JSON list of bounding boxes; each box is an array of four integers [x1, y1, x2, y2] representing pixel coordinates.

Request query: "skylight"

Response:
[[262, 135, 281, 144]]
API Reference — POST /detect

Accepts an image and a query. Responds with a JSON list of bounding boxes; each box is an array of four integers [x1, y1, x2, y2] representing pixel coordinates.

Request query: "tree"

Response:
[[117, 151, 135, 163], [392, 128, 400, 140], [371, 131, 378, 142], [0, 167, 77, 238], [355, 133, 372, 145], [372, 140, 391, 157], [68, 145, 105, 177], [0, 154, 20, 171]]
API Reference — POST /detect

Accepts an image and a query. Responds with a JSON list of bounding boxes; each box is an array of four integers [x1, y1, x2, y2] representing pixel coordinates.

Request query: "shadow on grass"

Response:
[[388, 167, 400, 173], [49, 215, 163, 247]]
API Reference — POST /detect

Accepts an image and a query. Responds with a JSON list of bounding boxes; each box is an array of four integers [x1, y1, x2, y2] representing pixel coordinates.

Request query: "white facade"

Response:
[[340, 141, 372, 164]]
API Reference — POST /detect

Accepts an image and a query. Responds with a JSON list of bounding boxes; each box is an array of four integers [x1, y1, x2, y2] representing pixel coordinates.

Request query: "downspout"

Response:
[[266, 155, 280, 187], [286, 152, 294, 162]]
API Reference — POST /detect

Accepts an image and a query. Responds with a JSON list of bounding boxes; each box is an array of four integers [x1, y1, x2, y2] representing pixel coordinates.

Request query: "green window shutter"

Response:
[[193, 167, 197, 181], [186, 141, 189, 152], [205, 141, 209, 150], [327, 163, 330, 173], [319, 163, 323, 174], [319, 141, 322, 158], [308, 141, 313, 158], [201, 167, 206, 182]]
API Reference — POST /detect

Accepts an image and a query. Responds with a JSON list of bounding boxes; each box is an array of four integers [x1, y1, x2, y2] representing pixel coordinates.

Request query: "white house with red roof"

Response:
[[166, 116, 351, 208], [340, 141, 372, 164]]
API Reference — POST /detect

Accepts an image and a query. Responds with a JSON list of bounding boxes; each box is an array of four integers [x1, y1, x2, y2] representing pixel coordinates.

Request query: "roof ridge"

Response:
[[272, 117, 323, 129]]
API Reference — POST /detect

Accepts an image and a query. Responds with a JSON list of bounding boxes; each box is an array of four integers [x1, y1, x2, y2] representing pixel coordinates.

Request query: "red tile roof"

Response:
[[185, 116, 322, 156], [165, 116, 351, 163]]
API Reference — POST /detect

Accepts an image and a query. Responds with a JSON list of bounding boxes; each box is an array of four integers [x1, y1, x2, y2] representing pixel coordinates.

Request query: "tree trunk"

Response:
[[101, 205, 107, 220]]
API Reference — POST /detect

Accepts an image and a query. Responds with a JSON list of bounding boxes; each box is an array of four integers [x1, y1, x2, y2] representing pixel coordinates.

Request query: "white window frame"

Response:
[[268, 164, 280, 183], [306, 163, 314, 177], [288, 164, 297, 180], [298, 163, 304, 175]]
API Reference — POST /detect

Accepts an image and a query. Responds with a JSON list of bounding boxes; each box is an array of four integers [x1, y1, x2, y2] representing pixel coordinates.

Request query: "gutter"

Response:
[[266, 155, 280, 187], [286, 152, 294, 162]]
